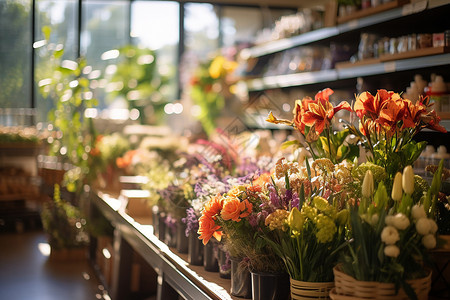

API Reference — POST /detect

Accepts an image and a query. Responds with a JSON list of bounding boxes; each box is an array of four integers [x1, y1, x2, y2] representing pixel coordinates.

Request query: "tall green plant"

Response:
[[37, 26, 97, 192]]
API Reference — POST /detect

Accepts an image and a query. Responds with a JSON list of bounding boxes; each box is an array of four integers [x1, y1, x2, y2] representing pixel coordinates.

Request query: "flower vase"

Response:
[[290, 278, 334, 300], [330, 265, 432, 300], [251, 271, 290, 300], [218, 248, 231, 279], [188, 232, 203, 266], [230, 258, 252, 298], [176, 220, 188, 253], [164, 216, 177, 248], [203, 240, 219, 272], [152, 206, 166, 240]]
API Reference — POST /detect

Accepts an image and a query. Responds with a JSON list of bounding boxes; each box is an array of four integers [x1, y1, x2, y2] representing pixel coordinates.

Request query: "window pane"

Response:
[[34, 0, 77, 123], [131, 1, 179, 101], [81, 0, 129, 109], [184, 2, 219, 59], [0, 0, 32, 125]]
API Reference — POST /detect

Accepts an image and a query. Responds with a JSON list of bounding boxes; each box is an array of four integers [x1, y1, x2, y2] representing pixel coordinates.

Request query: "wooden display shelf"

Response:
[[335, 47, 450, 70], [337, 0, 410, 24], [335, 57, 381, 69], [380, 46, 450, 62]]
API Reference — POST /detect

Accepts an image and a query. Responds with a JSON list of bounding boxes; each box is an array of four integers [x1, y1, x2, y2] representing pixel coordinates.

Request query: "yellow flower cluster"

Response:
[[313, 196, 336, 218], [315, 214, 337, 243], [265, 209, 290, 231]]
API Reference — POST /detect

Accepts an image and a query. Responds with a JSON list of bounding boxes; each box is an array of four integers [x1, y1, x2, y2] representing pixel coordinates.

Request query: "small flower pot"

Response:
[[203, 241, 219, 272], [176, 220, 188, 253], [188, 232, 203, 266], [251, 271, 290, 300], [230, 259, 252, 298]]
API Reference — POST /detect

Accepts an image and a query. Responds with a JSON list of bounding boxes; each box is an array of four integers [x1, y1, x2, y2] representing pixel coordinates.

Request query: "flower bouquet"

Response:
[[260, 158, 350, 299], [331, 162, 443, 300], [266, 88, 447, 300], [197, 174, 290, 299]]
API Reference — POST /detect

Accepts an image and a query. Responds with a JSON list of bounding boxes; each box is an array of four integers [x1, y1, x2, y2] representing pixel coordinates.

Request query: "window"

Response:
[[0, 0, 32, 125]]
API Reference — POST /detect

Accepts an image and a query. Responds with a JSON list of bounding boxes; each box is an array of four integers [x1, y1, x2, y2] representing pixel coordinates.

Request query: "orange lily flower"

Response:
[[300, 88, 351, 135], [402, 97, 427, 129], [377, 97, 406, 134], [354, 89, 401, 120], [422, 110, 447, 133]]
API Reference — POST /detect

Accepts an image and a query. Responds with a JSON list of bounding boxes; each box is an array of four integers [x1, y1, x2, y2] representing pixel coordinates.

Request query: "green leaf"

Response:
[[281, 140, 301, 150]]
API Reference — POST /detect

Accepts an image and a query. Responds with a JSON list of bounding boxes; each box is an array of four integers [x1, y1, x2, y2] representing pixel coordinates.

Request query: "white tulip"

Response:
[[371, 214, 379, 226], [416, 218, 431, 235], [422, 234, 437, 249], [402, 165, 415, 195], [362, 170, 374, 198], [391, 172, 403, 201], [384, 245, 400, 258], [381, 226, 400, 245]]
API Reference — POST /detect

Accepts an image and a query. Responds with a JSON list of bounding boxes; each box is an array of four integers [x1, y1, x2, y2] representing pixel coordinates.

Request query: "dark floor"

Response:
[[0, 228, 108, 300]]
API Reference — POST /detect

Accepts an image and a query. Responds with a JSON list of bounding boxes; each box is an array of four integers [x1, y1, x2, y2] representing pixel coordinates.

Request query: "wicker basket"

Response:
[[290, 278, 334, 300], [330, 265, 431, 300]]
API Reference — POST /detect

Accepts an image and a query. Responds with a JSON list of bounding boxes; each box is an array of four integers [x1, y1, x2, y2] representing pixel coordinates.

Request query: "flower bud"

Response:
[[288, 207, 305, 232], [384, 245, 400, 257], [381, 225, 400, 245], [391, 172, 403, 201], [416, 217, 431, 235], [385, 215, 395, 226], [428, 219, 438, 234], [411, 204, 427, 220], [392, 213, 410, 230], [402, 165, 415, 195], [336, 209, 349, 226], [422, 234, 437, 249], [362, 170, 374, 198], [370, 213, 379, 226]]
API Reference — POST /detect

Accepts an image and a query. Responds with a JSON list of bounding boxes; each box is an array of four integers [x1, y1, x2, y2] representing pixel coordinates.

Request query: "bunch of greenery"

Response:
[[105, 45, 170, 124], [41, 184, 89, 250]]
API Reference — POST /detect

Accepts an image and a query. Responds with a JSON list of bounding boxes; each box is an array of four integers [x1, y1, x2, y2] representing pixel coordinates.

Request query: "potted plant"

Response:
[[40, 184, 89, 261]]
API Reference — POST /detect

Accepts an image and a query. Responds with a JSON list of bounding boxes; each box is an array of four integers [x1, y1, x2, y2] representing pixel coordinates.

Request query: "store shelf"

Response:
[[336, 0, 409, 24], [91, 191, 235, 300], [246, 69, 338, 91], [339, 52, 450, 78], [244, 0, 447, 58], [245, 27, 339, 58], [244, 53, 450, 91]]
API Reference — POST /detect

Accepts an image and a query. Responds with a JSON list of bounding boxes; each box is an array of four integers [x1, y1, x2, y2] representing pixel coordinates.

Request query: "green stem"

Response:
[[325, 127, 335, 164]]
